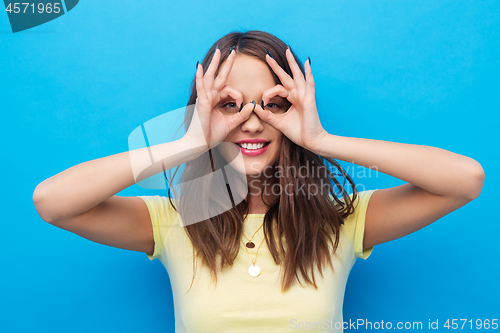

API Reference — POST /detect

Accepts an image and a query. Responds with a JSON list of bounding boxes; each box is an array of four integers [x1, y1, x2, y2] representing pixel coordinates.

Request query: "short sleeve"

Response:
[[336, 190, 377, 260], [352, 190, 376, 259], [137, 195, 174, 261]]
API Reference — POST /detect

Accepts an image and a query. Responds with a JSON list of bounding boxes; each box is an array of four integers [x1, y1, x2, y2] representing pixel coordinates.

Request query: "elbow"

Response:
[[33, 183, 57, 224], [462, 160, 485, 201]]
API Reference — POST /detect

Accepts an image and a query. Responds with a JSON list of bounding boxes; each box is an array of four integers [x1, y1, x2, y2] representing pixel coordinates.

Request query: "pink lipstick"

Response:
[[234, 139, 271, 156]]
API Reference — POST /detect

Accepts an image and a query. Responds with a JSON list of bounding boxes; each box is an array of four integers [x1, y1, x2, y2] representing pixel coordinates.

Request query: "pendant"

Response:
[[248, 264, 261, 277], [246, 241, 255, 248]]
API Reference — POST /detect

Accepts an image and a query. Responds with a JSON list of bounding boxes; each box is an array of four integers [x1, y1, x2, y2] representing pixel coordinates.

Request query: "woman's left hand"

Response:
[[253, 48, 328, 153]]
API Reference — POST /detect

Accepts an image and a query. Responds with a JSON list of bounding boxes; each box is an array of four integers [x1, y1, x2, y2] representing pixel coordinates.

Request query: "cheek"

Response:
[[217, 143, 238, 165], [270, 140, 282, 161], [217, 144, 256, 174], [223, 128, 238, 142]]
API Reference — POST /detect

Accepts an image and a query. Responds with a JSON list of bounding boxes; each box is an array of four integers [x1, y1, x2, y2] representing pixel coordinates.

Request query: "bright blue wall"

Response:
[[1, 1, 498, 332]]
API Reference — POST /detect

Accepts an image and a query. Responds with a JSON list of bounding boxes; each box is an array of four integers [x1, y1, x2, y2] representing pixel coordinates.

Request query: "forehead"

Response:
[[222, 54, 277, 95]]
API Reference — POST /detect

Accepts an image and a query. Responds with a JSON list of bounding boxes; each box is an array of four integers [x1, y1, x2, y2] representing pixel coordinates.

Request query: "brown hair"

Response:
[[165, 30, 358, 293]]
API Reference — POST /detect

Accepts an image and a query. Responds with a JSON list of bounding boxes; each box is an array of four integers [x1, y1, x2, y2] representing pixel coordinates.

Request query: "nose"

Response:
[[240, 101, 265, 133]]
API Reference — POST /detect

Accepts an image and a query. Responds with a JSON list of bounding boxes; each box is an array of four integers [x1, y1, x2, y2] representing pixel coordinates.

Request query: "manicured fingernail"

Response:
[[261, 100, 265, 109], [251, 100, 256, 111], [214, 44, 218, 54], [228, 45, 235, 56], [196, 60, 199, 69], [239, 102, 243, 112], [265, 49, 273, 59], [308, 56, 311, 66]]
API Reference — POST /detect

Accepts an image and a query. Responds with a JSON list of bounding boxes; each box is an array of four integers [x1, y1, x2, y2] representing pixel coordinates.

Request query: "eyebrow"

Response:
[[219, 94, 285, 102]]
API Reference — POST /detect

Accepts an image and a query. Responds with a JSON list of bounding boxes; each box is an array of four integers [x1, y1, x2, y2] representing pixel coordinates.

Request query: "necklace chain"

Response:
[[241, 237, 265, 265], [242, 217, 265, 277], [242, 222, 264, 246]]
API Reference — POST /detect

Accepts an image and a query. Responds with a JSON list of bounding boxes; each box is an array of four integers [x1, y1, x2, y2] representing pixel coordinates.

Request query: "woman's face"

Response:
[[217, 54, 286, 177]]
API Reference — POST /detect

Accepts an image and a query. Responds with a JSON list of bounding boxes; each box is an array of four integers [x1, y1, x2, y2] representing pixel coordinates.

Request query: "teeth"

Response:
[[239, 142, 266, 150]]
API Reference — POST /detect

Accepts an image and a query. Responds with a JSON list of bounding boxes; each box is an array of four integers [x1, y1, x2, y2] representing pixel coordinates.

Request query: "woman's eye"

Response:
[[266, 103, 281, 109], [222, 102, 238, 108]]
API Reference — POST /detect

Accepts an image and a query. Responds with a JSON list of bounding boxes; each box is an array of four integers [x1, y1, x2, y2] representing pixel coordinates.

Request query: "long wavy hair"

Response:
[[164, 30, 358, 293]]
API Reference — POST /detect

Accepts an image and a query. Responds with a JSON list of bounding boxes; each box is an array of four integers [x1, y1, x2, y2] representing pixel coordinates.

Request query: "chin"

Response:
[[225, 157, 271, 177], [245, 159, 275, 176]]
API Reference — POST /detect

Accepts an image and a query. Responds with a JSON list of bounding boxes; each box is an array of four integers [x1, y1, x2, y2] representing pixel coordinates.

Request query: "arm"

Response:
[[33, 137, 206, 224], [256, 47, 485, 251], [33, 48, 254, 254], [311, 134, 485, 250], [32, 137, 207, 254], [33, 46, 248, 224]]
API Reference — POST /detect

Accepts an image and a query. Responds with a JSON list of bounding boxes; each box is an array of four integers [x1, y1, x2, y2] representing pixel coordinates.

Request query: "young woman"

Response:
[[33, 30, 485, 332]]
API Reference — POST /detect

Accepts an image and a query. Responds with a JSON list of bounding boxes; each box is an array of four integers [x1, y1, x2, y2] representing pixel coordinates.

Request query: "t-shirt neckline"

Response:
[[245, 214, 265, 218]]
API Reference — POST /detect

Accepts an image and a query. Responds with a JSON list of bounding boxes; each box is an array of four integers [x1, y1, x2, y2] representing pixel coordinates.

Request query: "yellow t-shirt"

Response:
[[138, 189, 377, 333]]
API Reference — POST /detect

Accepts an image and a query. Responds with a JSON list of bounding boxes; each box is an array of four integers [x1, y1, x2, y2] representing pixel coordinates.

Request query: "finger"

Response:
[[285, 48, 306, 91], [265, 53, 295, 91], [252, 100, 282, 128], [204, 48, 221, 92], [219, 84, 244, 108], [195, 62, 208, 101], [213, 48, 237, 91], [225, 101, 255, 129], [262, 84, 290, 107], [304, 58, 316, 104]]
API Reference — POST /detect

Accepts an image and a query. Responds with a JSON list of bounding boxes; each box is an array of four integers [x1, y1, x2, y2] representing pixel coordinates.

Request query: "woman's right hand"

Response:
[[184, 47, 255, 149]]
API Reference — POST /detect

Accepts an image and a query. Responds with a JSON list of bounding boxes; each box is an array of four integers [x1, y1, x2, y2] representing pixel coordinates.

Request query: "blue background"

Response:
[[1, 0, 498, 332]]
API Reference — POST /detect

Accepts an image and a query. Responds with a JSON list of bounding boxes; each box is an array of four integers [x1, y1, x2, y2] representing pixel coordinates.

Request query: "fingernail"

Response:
[[251, 100, 256, 111], [265, 49, 273, 59], [261, 100, 265, 109], [196, 60, 199, 69], [214, 44, 218, 54], [287, 45, 291, 51], [239, 102, 243, 112], [228, 45, 235, 56], [308, 56, 311, 66]]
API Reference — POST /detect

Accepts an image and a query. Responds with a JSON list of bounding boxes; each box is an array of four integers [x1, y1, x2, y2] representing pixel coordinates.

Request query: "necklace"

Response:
[[241, 237, 266, 277], [243, 222, 264, 248]]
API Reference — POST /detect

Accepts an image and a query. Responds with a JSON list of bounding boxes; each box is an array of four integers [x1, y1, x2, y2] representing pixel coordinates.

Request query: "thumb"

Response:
[[226, 101, 255, 129], [253, 101, 281, 128]]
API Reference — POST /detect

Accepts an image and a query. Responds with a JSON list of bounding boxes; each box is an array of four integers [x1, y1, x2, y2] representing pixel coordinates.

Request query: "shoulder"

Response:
[[331, 189, 376, 213], [333, 190, 378, 260], [329, 190, 377, 240], [137, 195, 181, 228]]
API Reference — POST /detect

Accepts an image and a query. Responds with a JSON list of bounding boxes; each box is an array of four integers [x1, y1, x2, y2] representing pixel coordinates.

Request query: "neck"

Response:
[[245, 174, 276, 214]]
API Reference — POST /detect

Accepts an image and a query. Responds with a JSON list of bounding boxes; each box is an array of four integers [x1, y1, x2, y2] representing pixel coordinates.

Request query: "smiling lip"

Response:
[[234, 139, 271, 156], [235, 138, 269, 144]]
